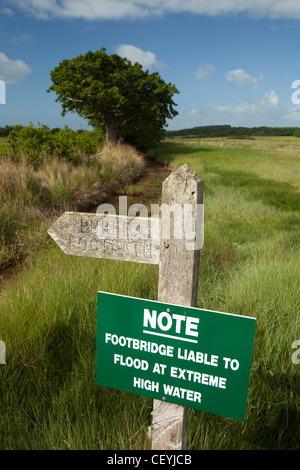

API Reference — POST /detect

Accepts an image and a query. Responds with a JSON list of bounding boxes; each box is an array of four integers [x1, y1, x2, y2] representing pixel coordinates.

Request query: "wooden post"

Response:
[[0, 340, 5, 364], [48, 163, 204, 450], [151, 164, 204, 450], [48, 165, 257, 446]]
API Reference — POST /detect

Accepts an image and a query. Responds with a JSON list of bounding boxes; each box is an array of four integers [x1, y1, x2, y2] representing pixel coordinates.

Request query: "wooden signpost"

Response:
[[48, 163, 256, 450], [48, 212, 161, 265], [0, 340, 5, 365], [152, 164, 203, 450], [48, 163, 202, 449]]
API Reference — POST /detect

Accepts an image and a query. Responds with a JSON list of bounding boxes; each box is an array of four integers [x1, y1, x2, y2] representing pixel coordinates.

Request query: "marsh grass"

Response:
[[0, 245, 157, 449], [152, 137, 300, 449], [0, 136, 299, 449]]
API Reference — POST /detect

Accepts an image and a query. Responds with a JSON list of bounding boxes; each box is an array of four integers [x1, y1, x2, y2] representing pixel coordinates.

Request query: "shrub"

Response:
[[293, 129, 300, 138], [7, 123, 53, 165], [6, 123, 105, 165]]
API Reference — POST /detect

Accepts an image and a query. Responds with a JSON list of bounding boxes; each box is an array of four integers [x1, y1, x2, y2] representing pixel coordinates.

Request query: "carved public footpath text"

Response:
[[48, 212, 161, 264]]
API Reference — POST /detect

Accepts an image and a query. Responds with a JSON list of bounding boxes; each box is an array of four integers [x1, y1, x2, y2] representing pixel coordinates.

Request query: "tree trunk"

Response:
[[104, 115, 118, 145]]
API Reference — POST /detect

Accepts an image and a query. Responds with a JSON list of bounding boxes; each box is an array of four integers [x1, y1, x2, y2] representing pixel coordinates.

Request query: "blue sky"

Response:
[[0, 1, 300, 131]]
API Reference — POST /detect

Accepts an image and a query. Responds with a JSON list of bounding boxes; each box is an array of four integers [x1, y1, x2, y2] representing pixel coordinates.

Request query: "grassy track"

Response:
[[0, 136, 299, 449]]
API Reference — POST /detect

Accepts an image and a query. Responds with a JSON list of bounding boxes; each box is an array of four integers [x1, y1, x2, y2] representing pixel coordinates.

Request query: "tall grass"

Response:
[[0, 143, 145, 268], [0, 136, 299, 449], [151, 137, 300, 449], [0, 246, 157, 449]]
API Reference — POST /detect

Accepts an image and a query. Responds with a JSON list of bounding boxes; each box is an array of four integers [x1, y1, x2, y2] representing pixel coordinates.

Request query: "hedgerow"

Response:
[[6, 123, 105, 165]]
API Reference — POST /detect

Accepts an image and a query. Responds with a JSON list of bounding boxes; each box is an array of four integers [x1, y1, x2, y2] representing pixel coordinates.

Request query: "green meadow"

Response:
[[0, 136, 299, 449]]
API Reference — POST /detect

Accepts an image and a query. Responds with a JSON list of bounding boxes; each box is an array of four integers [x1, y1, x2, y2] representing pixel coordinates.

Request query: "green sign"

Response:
[[96, 292, 256, 421]]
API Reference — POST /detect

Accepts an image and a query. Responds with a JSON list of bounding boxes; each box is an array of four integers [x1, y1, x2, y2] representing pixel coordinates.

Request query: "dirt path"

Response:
[[99, 157, 171, 214], [0, 264, 20, 290]]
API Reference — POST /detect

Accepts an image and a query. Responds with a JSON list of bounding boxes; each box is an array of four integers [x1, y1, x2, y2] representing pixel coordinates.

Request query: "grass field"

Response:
[[0, 136, 299, 449]]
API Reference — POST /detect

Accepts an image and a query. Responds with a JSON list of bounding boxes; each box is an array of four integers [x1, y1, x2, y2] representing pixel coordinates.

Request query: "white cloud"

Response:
[[0, 6, 14, 16], [226, 69, 263, 89], [0, 52, 31, 84], [262, 90, 279, 107], [195, 63, 215, 80], [115, 44, 164, 69], [5, 0, 151, 20], [171, 90, 300, 129], [6, 0, 300, 20], [284, 104, 300, 122], [9, 33, 34, 45], [215, 90, 280, 123]]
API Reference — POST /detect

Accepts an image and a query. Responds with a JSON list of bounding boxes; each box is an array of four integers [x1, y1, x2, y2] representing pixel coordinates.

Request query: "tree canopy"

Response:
[[47, 48, 179, 150]]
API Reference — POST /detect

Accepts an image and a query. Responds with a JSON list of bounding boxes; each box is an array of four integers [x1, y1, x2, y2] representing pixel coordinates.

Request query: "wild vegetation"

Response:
[[0, 125, 15, 137], [0, 125, 145, 269], [0, 135, 299, 449], [5, 123, 105, 166]]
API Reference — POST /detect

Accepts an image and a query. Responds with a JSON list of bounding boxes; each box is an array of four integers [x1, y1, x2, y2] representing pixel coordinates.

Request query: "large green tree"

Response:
[[47, 48, 179, 149]]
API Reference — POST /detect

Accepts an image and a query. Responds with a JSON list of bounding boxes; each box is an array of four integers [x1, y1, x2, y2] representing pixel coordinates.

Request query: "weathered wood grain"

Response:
[[0, 340, 5, 364], [151, 164, 203, 450], [48, 212, 160, 265]]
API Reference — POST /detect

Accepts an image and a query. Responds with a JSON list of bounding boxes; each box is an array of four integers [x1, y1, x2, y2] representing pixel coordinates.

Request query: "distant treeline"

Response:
[[0, 125, 16, 137], [0, 125, 92, 137], [166, 125, 300, 138]]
